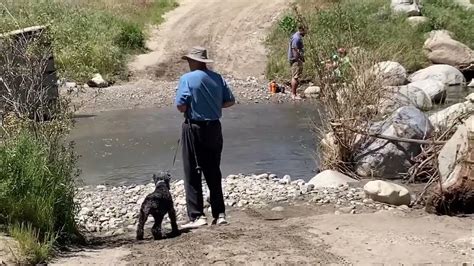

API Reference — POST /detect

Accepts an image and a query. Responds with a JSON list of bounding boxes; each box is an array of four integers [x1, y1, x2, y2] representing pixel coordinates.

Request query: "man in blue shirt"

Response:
[[175, 47, 235, 229], [288, 25, 306, 100]]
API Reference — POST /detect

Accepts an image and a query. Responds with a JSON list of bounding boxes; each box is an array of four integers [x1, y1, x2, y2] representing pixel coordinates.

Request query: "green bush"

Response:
[[279, 14, 298, 34], [0, 0, 177, 82], [116, 23, 146, 50], [0, 112, 81, 263], [266, 0, 473, 82]]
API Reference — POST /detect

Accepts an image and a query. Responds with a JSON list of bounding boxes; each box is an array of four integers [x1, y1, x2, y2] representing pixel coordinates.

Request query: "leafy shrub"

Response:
[[116, 22, 146, 50], [278, 14, 298, 34]]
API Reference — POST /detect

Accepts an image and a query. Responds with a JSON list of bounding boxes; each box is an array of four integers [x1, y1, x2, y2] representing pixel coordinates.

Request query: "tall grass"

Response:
[[266, 0, 473, 82], [0, 107, 81, 263], [0, 0, 178, 82]]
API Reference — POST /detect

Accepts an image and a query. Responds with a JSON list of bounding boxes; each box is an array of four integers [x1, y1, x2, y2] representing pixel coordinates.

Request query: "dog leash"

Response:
[[185, 117, 202, 175]]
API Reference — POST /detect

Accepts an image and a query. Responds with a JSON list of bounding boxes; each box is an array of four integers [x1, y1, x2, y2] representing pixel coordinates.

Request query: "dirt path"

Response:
[[52, 204, 473, 265], [128, 0, 287, 81]]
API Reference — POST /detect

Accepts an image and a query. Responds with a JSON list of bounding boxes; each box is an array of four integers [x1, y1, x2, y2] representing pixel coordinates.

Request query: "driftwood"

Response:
[[330, 122, 446, 145]]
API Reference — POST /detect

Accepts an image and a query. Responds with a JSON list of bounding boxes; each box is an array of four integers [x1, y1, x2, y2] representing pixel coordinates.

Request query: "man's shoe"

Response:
[[181, 216, 208, 229], [214, 213, 228, 225]]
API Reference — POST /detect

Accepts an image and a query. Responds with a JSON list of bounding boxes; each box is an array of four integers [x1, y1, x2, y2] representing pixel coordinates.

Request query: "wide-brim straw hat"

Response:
[[181, 46, 214, 63]]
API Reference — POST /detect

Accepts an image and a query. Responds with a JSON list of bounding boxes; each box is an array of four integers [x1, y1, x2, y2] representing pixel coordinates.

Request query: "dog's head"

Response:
[[153, 171, 171, 190]]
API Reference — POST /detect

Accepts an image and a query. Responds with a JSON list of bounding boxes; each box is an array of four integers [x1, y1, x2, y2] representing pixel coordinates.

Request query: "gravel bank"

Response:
[[75, 173, 410, 235], [63, 77, 300, 114]]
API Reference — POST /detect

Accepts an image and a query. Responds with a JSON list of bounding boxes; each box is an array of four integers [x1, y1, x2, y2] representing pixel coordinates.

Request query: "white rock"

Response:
[[391, 0, 421, 16], [308, 170, 358, 188], [407, 79, 447, 104], [271, 206, 285, 212], [304, 86, 321, 98], [364, 180, 411, 206], [423, 30, 474, 67], [96, 185, 107, 190], [391, 85, 432, 110], [429, 94, 474, 129], [65, 82, 77, 88], [438, 116, 473, 181], [255, 173, 269, 180], [372, 61, 407, 86], [87, 73, 108, 88], [378, 92, 416, 116], [407, 16, 429, 26], [408, 64, 466, 85], [468, 80, 474, 88], [355, 106, 433, 178]]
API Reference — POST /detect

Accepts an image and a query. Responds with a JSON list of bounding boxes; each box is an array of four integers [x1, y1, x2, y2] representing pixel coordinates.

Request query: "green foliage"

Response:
[[0, 106, 81, 263], [0, 0, 178, 82], [278, 14, 298, 34], [8, 223, 57, 264], [266, 0, 472, 82], [116, 23, 146, 50], [423, 0, 474, 48]]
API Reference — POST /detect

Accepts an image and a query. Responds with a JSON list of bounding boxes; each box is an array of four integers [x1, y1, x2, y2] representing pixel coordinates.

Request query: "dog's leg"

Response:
[[168, 206, 180, 236], [151, 213, 164, 240], [136, 205, 149, 240]]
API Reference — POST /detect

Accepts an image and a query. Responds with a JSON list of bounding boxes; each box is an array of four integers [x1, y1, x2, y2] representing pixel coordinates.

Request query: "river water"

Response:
[[71, 103, 321, 186]]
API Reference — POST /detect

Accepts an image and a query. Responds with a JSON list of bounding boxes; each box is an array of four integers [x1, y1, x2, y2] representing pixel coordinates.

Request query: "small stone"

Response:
[[334, 211, 341, 215], [65, 82, 77, 88], [397, 205, 410, 211], [255, 173, 269, 180], [271, 206, 285, 212], [338, 206, 355, 214], [269, 174, 278, 179], [96, 185, 107, 190]]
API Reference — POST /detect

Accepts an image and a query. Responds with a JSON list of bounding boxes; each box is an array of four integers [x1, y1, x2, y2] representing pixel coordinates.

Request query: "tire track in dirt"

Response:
[[128, 0, 288, 81]]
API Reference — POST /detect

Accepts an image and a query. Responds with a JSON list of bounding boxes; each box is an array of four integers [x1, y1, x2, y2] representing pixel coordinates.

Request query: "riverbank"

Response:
[[63, 76, 301, 114], [52, 199, 472, 265]]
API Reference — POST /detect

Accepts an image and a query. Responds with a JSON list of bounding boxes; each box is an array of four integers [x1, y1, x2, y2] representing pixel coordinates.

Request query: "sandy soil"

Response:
[[128, 0, 287, 81], [51, 203, 473, 265]]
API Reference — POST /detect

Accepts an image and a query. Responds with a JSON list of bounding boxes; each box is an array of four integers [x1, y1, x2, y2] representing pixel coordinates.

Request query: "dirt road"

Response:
[[128, 0, 287, 81], [52, 204, 473, 265]]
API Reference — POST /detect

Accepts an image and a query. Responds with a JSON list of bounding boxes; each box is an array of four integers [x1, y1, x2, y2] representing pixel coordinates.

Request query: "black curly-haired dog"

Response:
[[136, 172, 179, 240]]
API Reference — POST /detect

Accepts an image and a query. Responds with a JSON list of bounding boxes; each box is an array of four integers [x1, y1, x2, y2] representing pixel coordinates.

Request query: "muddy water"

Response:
[[71, 104, 321, 186]]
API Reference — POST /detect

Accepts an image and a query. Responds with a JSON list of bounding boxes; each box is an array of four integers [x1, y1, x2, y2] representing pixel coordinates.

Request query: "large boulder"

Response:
[[437, 116, 473, 181], [392, 85, 432, 110], [307, 170, 358, 188], [423, 30, 474, 68], [372, 61, 407, 86], [391, 0, 421, 16], [426, 115, 474, 215], [429, 93, 474, 129], [407, 79, 447, 104], [354, 106, 434, 178], [408, 64, 466, 85], [364, 180, 411, 206], [378, 91, 416, 116]]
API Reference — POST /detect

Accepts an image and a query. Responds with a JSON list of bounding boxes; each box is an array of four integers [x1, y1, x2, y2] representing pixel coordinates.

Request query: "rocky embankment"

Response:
[[76, 171, 413, 235]]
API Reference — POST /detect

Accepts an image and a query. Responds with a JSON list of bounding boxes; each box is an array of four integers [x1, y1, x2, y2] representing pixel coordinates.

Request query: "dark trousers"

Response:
[[182, 120, 225, 220]]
